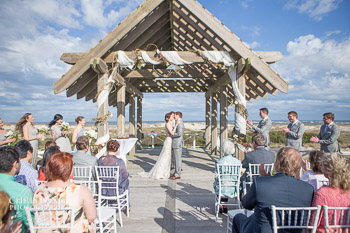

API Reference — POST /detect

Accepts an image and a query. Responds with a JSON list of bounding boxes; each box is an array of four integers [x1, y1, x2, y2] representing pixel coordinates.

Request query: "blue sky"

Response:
[[0, 0, 349, 123]]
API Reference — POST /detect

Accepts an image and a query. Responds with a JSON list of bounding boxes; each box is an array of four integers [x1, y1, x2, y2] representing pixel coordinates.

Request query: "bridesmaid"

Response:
[[15, 113, 44, 163], [49, 114, 72, 153], [72, 116, 85, 143], [0, 118, 16, 147]]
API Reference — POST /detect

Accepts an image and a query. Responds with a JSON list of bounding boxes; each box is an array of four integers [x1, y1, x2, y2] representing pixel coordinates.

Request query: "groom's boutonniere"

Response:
[[329, 125, 333, 130]]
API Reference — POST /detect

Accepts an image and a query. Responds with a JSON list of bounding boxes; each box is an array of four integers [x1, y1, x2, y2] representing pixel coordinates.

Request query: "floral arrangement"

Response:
[[5, 130, 19, 146], [61, 121, 69, 131], [38, 126, 49, 135], [84, 129, 98, 140]]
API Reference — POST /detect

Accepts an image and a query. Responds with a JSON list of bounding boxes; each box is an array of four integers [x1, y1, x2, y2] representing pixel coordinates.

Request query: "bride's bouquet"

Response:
[[61, 121, 69, 138]]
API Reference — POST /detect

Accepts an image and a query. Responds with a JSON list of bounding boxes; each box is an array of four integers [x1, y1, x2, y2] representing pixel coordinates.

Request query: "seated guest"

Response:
[[213, 139, 241, 213], [35, 140, 57, 170], [232, 147, 314, 233], [73, 136, 97, 167], [14, 140, 38, 193], [33, 152, 96, 232], [0, 146, 33, 232], [97, 140, 129, 198], [301, 150, 328, 191], [0, 191, 22, 233], [38, 146, 61, 181], [241, 134, 275, 183], [312, 152, 350, 233]]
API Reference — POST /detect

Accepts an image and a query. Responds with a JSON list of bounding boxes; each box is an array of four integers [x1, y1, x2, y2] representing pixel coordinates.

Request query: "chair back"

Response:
[[271, 205, 321, 233], [73, 166, 92, 181], [324, 206, 350, 233], [248, 163, 274, 182], [95, 166, 120, 197], [26, 207, 74, 232], [216, 164, 241, 196]]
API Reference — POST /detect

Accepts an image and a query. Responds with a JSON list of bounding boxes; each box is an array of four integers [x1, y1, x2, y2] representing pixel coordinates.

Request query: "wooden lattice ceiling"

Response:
[[55, 0, 288, 107]]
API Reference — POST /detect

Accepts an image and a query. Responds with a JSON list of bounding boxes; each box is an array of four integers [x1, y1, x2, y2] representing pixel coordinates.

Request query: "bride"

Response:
[[140, 112, 178, 179]]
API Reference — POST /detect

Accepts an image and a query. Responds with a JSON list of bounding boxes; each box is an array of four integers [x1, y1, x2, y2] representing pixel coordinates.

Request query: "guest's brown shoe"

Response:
[[174, 176, 181, 179], [169, 175, 175, 179]]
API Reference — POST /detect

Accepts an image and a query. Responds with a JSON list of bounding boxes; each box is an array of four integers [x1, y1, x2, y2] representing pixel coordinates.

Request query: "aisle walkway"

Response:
[[119, 148, 228, 233]]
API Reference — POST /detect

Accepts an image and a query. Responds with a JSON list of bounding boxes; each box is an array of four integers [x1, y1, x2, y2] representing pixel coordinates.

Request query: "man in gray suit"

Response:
[[247, 108, 272, 148], [73, 136, 97, 168], [170, 112, 185, 179], [310, 112, 340, 152], [283, 111, 305, 151], [240, 134, 275, 194]]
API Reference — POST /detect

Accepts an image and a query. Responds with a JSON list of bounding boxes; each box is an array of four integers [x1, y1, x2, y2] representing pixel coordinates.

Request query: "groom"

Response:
[[170, 112, 185, 179]]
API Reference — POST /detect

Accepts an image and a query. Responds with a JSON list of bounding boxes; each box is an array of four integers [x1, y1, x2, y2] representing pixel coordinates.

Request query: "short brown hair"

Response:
[[323, 112, 334, 120], [46, 152, 73, 182], [107, 140, 120, 152], [276, 147, 301, 177], [288, 111, 298, 118], [75, 116, 84, 124], [165, 113, 171, 122], [175, 111, 182, 118], [76, 136, 89, 150], [260, 108, 268, 115], [252, 134, 266, 146]]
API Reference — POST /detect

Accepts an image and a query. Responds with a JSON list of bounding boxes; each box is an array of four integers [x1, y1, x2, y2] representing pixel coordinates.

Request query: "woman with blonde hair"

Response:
[[15, 113, 44, 163], [72, 116, 86, 144], [312, 152, 350, 233]]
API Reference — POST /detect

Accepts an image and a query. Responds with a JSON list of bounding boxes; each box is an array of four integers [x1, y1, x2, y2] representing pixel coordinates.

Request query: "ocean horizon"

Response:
[[11, 120, 350, 126]]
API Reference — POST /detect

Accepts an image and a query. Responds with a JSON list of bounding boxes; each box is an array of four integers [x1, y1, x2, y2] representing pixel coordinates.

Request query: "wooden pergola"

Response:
[[54, 0, 288, 155]]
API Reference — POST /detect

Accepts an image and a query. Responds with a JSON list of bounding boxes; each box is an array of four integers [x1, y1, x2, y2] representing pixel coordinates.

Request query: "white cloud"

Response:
[[243, 41, 260, 49], [240, 0, 254, 8], [285, 0, 343, 21]]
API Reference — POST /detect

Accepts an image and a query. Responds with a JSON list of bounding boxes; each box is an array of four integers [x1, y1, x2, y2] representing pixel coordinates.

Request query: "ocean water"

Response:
[[32, 120, 350, 126]]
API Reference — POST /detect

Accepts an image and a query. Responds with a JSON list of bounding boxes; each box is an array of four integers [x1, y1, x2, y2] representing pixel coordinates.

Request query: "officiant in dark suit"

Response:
[[232, 147, 314, 233], [310, 112, 340, 152], [283, 111, 305, 151]]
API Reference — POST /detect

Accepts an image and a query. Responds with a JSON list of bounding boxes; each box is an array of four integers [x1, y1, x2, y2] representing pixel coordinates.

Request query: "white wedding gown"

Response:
[[139, 125, 172, 179]]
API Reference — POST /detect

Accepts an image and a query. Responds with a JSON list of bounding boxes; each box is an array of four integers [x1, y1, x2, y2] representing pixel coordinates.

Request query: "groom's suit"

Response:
[[285, 120, 305, 151], [172, 119, 185, 177], [318, 122, 340, 152], [250, 117, 272, 148]]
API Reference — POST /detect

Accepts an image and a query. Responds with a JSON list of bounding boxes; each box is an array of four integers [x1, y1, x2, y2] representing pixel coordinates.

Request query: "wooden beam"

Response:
[[66, 69, 96, 97], [205, 73, 231, 97], [177, 0, 288, 93], [54, 0, 164, 94], [255, 51, 283, 64], [115, 73, 143, 98], [211, 94, 218, 155], [137, 97, 143, 149], [117, 84, 126, 137], [220, 85, 228, 157], [97, 73, 109, 141], [205, 95, 211, 151], [129, 94, 136, 155]]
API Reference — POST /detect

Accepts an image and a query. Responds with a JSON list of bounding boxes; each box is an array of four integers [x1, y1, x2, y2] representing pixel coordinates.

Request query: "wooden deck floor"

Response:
[[118, 148, 228, 233]]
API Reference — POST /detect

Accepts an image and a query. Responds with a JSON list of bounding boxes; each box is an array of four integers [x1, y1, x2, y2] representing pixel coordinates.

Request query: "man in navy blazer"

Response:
[[232, 147, 314, 233], [241, 134, 275, 183]]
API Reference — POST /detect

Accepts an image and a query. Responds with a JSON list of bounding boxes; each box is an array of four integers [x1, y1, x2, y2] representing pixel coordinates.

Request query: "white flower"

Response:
[[38, 126, 49, 134], [61, 121, 69, 131], [84, 129, 98, 139], [5, 130, 14, 138]]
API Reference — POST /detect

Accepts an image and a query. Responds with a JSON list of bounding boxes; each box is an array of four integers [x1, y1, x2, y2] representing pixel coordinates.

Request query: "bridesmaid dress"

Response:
[[51, 125, 72, 153], [24, 125, 38, 164]]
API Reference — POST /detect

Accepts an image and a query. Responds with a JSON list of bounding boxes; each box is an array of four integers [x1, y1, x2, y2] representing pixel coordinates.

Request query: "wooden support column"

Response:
[[220, 85, 228, 157], [129, 94, 136, 156], [137, 96, 143, 149], [211, 93, 218, 155], [117, 85, 126, 137], [205, 95, 211, 151], [235, 72, 246, 161], [97, 73, 109, 139]]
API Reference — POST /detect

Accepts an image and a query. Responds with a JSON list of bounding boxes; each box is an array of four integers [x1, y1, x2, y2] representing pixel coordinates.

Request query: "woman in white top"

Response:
[[301, 150, 329, 191], [15, 113, 44, 163], [139, 112, 178, 179]]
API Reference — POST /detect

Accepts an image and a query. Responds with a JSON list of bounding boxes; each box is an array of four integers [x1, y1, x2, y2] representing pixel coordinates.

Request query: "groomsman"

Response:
[[282, 111, 305, 151], [246, 108, 272, 148], [310, 112, 340, 152]]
